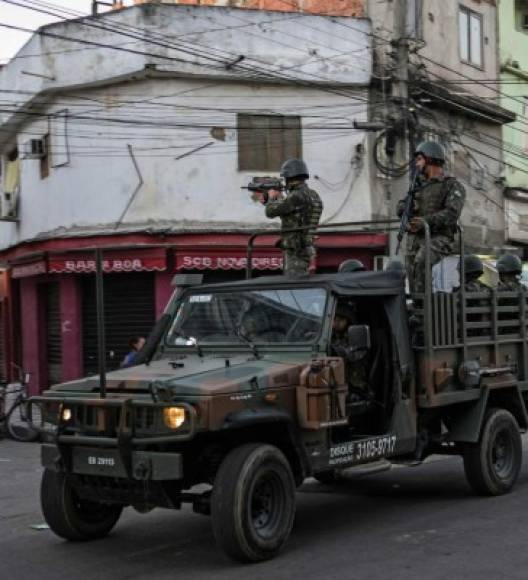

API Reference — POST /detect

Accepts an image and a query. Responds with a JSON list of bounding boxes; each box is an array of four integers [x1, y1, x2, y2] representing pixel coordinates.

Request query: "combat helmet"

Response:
[[338, 259, 366, 273], [280, 158, 309, 180], [414, 141, 446, 164], [464, 255, 484, 277], [497, 254, 522, 275]]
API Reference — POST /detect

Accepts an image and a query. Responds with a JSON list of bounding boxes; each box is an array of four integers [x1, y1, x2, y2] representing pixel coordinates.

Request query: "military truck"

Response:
[[32, 234, 528, 563]]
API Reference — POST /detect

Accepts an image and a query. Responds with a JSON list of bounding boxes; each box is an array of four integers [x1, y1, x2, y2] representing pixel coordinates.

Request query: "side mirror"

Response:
[[348, 325, 371, 350]]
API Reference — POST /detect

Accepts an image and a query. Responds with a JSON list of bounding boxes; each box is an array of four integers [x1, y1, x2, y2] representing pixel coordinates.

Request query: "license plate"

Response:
[[72, 447, 127, 477], [328, 435, 397, 467]]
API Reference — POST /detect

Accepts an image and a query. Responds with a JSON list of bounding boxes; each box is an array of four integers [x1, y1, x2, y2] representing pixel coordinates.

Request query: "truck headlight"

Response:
[[163, 407, 186, 429], [62, 408, 72, 422]]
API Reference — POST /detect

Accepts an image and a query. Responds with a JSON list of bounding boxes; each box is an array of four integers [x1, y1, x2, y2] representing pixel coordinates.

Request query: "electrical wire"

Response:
[[373, 130, 412, 178]]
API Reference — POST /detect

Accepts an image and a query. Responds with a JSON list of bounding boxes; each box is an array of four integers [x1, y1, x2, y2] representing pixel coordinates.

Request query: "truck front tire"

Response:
[[463, 408, 522, 496], [41, 469, 123, 541], [211, 443, 296, 563]]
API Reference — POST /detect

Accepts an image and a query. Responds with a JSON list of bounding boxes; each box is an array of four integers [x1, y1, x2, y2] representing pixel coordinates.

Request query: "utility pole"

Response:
[[392, 0, 409, 105], [388, 0, 413, 256]]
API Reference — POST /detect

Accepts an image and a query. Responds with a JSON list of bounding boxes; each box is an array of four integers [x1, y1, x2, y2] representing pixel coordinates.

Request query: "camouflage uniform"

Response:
[[465, 279, 490, 293], [265, 182, 323, 277], [497, 276, 522, 292], [331, 333, 370, 393], [404, 176, 465, 292]]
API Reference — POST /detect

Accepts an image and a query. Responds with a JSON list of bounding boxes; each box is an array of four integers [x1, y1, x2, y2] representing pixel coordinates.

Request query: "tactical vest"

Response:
[[301, 185, 323, 230], [281, 183, 323, 252], [414, 177, 457, 238]]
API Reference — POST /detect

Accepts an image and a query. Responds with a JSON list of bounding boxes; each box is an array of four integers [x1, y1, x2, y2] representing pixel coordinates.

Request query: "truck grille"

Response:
[[65, 404, 160, 437]]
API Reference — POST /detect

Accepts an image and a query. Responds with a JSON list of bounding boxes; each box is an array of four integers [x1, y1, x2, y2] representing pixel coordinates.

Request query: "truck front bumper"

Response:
[[32, 396, 196, 482], [42, 444, 183, 481]]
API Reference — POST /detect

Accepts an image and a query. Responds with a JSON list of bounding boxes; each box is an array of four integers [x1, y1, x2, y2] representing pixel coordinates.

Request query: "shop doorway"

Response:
[[82, 273, 155, 375]]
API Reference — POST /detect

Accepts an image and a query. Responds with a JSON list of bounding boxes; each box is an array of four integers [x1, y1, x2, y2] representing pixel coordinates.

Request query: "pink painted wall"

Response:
[[19, 278, 45, 396], [60, 276, 83, 382]]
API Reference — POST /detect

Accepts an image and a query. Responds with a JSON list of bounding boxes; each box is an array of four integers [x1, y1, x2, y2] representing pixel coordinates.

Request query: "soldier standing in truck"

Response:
[[399, 141, 466, 292], [259, 159, 323, 278]]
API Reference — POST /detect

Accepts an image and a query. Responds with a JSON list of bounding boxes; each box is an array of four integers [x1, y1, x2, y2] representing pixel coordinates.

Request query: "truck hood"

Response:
[[48, 355, 308, 396]]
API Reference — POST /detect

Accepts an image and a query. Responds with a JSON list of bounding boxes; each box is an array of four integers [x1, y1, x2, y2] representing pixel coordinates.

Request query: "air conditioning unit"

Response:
[[22, 138, 46, 159]]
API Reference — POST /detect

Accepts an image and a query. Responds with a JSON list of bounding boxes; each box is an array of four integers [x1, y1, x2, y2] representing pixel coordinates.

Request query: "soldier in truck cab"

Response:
[[330, 303, 372, 401]]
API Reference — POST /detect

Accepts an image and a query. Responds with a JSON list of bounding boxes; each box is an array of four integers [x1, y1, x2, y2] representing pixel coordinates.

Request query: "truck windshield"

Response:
[[167, 287, 327, 346]]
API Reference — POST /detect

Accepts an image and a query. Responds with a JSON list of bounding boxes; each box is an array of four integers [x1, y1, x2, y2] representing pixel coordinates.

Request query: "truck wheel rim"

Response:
[[250, 472, 285, 539], [491, 429, 514, 479]]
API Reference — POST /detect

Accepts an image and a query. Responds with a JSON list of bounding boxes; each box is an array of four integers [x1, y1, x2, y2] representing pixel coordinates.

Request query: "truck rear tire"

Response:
[[41, 469, 123, 541], [463, 408, 522, 496], [211, 443, 296, 563]]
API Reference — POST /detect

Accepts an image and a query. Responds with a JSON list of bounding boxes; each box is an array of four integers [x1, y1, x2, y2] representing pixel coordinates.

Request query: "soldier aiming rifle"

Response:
[[242, 176, 285, 205], [245, 159, 323, 278]]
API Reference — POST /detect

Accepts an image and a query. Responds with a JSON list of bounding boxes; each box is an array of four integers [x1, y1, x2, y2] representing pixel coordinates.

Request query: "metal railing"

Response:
[[244, 219, 400, 279]]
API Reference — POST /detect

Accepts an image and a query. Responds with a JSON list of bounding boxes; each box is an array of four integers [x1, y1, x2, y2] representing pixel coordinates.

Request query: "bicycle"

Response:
[[0, 365, 41, 443]]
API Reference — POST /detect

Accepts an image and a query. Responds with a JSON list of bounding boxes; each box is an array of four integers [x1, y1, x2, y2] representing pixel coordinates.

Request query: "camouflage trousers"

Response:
[[283, 248, 314, 278], [406, 235, 455, 293]]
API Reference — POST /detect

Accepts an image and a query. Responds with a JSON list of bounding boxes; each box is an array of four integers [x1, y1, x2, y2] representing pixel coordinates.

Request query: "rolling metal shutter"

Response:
[[47, 283, 62, 386], [82, 273, 155, 375]]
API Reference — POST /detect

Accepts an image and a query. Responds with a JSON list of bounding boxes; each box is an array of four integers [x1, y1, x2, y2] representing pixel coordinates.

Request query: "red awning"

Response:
[[49, 248, 167, 274], [176, 249, 283, 271]]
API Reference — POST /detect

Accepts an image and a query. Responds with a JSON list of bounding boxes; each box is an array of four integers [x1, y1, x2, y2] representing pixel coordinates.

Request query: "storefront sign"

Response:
[[11, 260, 47, 278], [177, 254, 283, 271], [49, 248, 167, 274], [51, 258, 146, 273]]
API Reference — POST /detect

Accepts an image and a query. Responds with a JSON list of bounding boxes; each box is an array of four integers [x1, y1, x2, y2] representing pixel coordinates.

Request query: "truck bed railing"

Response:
[[413, 224, 528, 406]]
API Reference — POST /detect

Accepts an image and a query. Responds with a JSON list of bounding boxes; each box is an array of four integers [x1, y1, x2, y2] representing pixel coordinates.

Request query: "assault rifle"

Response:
[[242, 176, 285, 204], [395, 171, 420, 255]]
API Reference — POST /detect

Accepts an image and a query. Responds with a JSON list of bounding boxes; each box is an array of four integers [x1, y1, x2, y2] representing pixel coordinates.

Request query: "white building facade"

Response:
[[0, 4, 380, 390]]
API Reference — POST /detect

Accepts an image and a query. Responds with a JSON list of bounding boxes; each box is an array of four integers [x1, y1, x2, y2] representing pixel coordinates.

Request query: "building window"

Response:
[[515, 0, 528, 32], [459, 5, 483, 68], [407, 0, 423, 40], [2, 146, 20, 219], [237, 114, 302, 172], [40, 134, 50, 180]]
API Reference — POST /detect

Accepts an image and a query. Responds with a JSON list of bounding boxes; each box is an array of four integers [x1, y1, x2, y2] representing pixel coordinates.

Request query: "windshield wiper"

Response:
[[235, 326, 260, 359]]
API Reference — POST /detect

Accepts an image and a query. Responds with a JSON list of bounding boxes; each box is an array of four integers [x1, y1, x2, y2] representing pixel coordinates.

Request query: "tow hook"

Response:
[[133, 459, 151, 480]]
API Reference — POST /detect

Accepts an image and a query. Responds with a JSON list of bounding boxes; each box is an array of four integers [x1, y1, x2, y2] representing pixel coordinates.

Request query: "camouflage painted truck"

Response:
[[32, 248, 528, 563]]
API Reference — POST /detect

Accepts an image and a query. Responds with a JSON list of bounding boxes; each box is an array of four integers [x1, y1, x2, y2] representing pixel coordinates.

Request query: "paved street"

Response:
[[2, 438, 528, 580]]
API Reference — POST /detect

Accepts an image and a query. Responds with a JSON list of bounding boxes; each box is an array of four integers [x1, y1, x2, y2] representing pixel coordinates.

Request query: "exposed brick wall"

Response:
[[131, 0, 364, 17]]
